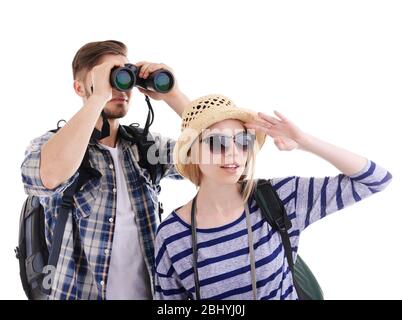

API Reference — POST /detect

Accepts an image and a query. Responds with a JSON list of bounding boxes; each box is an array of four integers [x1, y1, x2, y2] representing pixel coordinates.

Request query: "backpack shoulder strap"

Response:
[[42, 124, 101, 295], [254, 179, 292, 232], [254, 179, 308, 298], [43, 177, 80, 295], [121, 124, 161, 185]]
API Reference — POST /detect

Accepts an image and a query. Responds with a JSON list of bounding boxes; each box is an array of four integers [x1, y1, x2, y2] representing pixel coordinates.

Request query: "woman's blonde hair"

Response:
[[180, 133, 258, 204]]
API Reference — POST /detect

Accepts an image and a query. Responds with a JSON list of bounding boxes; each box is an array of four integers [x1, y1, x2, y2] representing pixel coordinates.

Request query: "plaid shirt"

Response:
[[21, 126, 182, 300]]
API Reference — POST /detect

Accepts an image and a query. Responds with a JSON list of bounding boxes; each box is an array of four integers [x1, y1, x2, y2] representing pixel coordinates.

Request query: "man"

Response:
[[21, 40, 190, 299]]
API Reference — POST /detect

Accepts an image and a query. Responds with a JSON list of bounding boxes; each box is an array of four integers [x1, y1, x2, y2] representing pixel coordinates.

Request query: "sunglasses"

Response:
[[201, 131, 256, 154]]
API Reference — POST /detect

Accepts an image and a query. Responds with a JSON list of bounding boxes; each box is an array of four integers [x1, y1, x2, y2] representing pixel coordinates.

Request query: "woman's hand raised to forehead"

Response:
[[245, 111, 305, 151]]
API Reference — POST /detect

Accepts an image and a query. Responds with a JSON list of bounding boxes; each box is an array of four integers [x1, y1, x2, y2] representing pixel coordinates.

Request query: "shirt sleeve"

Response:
[[153, 228, 188, 300], [272, 159, 392, 233], [20, 132, 79, 197]]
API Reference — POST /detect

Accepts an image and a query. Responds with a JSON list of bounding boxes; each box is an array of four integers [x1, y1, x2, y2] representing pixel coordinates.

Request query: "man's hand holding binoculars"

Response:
[[89, 59, 188, 115]]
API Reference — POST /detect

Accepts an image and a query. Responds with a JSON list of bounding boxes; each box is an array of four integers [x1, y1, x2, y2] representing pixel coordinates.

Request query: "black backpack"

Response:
[[254, 179, 324, 300], [15, 123, 164, 299]]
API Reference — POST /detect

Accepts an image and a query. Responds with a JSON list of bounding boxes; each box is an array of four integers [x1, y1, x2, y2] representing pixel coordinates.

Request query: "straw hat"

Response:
[[173, 94, 266, 177]]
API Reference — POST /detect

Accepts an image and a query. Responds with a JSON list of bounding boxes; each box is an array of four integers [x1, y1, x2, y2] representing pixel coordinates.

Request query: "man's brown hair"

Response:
[[72, 40, 127, 79]]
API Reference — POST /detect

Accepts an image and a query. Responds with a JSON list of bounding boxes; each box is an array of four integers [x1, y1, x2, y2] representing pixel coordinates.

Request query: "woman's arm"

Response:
[[154, 230, 189, 300], [247, 111, 392, 231], [271, 160, 391, 232], [246, 110, 368, 175], [298, 133, 368, 176]]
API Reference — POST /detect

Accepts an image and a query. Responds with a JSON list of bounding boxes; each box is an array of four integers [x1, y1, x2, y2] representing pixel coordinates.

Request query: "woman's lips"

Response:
[[220, 164, 240, 174]]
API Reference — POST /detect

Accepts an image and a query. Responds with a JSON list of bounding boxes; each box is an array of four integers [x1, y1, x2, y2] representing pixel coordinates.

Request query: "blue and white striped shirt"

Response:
[[154, 160, 392, 300]]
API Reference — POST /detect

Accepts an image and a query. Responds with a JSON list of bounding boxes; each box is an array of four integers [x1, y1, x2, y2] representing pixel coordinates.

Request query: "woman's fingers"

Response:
[[274, 138, 285, 149], [258, 112, 280, 125], [249, 118, 273, 129], [245, 123, 270, 135], [273, 110, 288, 122], [245, 123, 281, 137]]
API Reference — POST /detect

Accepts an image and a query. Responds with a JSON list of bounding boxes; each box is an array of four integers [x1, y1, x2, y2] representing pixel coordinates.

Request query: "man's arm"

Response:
[[40, 59, 121, 189], [163, 90, 190, 117]]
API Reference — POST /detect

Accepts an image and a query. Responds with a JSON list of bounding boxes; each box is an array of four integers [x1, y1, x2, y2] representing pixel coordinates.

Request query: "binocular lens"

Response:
[[115, 69, 134, 91], [110, 64, 174, 93], [154, 72, 173, 93]]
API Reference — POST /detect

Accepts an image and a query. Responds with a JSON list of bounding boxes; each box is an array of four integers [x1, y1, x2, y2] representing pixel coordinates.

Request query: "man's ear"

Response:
[[73, 80, 86, 98]]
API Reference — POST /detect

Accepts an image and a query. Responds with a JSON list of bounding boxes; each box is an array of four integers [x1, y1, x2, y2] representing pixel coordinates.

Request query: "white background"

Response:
[[0, 0, 401, 300]]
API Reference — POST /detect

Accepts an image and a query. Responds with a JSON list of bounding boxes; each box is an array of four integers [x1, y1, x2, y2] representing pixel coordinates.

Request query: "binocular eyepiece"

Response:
[[110, 63, 175, 93]]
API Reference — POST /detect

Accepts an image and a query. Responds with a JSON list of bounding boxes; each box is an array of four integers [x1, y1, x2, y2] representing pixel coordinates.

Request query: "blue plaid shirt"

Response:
[[21, 126, 182, 300]]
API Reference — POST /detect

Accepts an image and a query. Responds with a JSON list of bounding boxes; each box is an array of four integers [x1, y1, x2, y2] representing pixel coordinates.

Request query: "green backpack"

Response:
[[254, 179, 324, 300]]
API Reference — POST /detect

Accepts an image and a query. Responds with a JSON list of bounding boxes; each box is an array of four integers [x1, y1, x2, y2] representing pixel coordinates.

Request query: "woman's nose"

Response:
[[226, 139, 240, 157]]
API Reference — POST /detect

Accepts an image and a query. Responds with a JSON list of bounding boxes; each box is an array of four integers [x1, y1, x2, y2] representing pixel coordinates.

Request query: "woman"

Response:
[[153, 94, 392, 300]]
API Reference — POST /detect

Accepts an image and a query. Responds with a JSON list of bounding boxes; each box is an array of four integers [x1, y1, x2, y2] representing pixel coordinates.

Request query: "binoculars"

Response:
[[110, 63, 175, 93]]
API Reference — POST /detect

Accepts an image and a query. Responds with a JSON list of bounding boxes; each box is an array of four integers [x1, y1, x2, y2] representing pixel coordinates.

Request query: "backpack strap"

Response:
[[90, 111, 111, 141], [254, 179, 309, 300], [42, 126, 101, 296], [120, 124, 165, 222], [42, 177, 79, 295], [119, 94, 160, 185], [254, 179, 292, 232], [120, 124, 161, 186]]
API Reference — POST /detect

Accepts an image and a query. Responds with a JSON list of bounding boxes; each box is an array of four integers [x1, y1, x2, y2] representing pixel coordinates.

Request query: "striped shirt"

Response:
[[21, 126, 182, 300], [154, 160, 392, 300]]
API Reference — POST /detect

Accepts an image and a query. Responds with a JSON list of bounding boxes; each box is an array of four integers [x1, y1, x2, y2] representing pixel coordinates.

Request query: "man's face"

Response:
[[82, 54, 132, 120]]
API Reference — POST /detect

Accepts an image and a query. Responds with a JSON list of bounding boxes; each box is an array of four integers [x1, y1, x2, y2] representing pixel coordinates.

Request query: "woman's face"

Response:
[[196, 119, 255, 185]]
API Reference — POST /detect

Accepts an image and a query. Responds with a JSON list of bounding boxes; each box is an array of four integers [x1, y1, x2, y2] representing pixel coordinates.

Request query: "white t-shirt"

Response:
[[102, 143, 152, 300]]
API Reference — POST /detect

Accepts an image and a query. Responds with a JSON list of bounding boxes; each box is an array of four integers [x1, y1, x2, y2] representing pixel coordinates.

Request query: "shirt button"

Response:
[[109, 218, 114, 223], [112, 188, 117, 193], [104, 249, 110, 255], [109, 164, 114, 169], [100, 281, 105, 286]]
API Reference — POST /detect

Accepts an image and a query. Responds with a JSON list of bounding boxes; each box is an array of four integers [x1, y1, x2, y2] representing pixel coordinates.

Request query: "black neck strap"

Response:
[[143, 95, 154, 138], [90, 95, 154, 142], [190, 194, 201, 300]]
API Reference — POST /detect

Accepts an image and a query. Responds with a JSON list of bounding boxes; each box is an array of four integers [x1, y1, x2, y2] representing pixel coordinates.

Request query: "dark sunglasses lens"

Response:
[[207, 136, 229, 154], [235, 133, 255, 151], [204, 133, 254, 154]]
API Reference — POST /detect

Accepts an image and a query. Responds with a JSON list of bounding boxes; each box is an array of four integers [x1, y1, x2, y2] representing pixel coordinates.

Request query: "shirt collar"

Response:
[[89, 125, 135, 151]]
